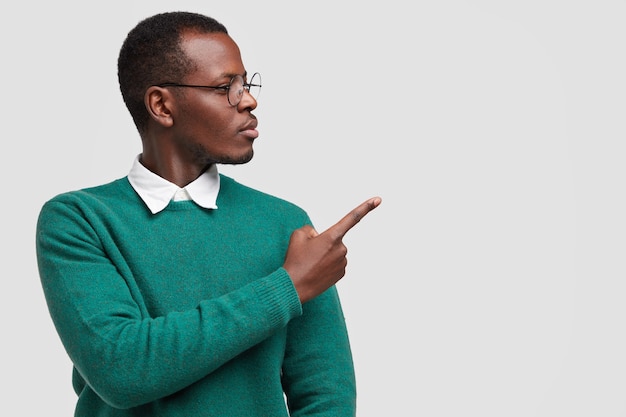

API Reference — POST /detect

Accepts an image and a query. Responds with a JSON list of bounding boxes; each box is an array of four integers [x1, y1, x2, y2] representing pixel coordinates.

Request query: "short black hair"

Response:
[[118, 11, 228, 133]]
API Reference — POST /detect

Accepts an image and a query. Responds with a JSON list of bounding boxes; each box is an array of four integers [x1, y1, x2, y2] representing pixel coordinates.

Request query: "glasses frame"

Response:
[[154, 72, 261, 107]]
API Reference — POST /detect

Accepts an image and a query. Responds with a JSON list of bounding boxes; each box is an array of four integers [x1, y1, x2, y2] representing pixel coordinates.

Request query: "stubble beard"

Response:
[[192, 145, 254, 167], [215, 149, 254, 165]]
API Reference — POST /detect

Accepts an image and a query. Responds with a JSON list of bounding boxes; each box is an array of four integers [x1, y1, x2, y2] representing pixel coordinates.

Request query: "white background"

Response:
[[2, 1, 626, 416]]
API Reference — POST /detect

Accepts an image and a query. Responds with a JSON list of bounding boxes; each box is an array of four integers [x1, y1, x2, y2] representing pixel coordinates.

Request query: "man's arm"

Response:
[[281, 286, 356, 417], [36, 197, 302, 409]]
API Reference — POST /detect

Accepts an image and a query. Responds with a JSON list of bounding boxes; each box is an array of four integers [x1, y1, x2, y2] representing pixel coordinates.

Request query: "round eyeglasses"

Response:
[[155, 72, 261, 107]]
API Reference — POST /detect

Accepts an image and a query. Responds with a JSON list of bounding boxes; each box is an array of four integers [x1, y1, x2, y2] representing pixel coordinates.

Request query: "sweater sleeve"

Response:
[[281, 286, 357, 417], [36, 198, 303, 409]]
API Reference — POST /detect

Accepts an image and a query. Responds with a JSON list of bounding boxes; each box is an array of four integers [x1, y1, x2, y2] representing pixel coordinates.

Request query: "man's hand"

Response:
[[283, 197, 382, 303]]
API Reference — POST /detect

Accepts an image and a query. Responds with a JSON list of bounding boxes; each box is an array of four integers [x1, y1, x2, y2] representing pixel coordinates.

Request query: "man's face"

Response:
[[168, 31, 259, 167]]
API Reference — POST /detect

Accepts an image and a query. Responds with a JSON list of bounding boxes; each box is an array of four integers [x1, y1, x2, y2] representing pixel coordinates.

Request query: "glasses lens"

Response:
[[228, 75, 245, 106], [227, 73, 262, 106], [248, 73, 262, 101]]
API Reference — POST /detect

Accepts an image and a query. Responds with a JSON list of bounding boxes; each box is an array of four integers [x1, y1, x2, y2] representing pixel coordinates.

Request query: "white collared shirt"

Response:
[[127, 155, 220, 214]]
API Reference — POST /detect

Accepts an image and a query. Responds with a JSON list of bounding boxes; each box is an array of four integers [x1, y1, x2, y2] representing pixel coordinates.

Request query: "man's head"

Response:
[[118, 11, 228, 133], [118, 11, 260, 185]]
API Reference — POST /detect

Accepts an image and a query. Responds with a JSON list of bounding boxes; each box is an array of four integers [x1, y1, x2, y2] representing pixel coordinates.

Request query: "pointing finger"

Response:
[[324, 196, 382, 240]]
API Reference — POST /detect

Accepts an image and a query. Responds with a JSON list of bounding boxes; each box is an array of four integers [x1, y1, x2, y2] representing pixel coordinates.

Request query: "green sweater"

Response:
[[36, 175, 356, 417]]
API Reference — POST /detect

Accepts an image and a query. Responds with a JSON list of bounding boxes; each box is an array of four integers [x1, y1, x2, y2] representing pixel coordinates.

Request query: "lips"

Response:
[[240, 118, 259, 139]]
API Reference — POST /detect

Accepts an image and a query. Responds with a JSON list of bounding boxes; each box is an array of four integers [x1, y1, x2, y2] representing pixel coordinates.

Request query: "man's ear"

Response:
[[144, 86, 175, 128]]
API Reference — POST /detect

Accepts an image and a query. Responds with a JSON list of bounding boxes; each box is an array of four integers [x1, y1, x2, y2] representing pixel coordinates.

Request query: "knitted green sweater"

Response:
[[36, 175, 356, 417]]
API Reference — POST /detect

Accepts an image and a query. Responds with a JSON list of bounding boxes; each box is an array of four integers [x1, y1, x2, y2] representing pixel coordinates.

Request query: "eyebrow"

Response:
[[219, 70, 248, 80]]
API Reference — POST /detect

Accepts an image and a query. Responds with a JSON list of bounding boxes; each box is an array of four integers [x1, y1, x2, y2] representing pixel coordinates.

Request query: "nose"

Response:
[[238, 88, 257, 111]]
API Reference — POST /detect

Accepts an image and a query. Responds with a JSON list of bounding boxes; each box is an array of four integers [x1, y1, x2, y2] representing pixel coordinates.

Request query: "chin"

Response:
[[220, 150, 254, 165]]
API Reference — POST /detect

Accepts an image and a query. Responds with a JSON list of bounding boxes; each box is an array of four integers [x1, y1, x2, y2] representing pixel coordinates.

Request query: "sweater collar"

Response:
[[127, 155, 220, 214]]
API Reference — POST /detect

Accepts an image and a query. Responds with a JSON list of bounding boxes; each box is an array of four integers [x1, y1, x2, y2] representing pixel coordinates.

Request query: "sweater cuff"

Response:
[[252, 268, 303, 328]]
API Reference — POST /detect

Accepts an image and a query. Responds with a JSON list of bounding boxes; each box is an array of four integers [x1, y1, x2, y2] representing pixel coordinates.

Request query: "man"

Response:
[[36, 11, 380, 417]]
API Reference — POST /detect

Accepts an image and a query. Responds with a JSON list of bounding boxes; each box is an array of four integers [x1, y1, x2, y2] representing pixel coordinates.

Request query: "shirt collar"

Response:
[[127, 155, 220, 214]]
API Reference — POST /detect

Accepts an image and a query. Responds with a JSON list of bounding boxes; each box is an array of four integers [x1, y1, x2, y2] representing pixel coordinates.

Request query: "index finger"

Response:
[[325, 196, 382, 239]]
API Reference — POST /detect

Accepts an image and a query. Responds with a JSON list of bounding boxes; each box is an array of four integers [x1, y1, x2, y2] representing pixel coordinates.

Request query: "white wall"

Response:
[[3, 1, 626, 415]]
